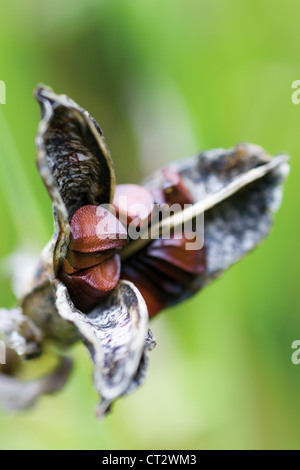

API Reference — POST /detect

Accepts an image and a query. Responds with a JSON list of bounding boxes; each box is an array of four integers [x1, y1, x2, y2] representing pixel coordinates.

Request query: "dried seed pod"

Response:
[[141, 144, 290, 301], [15, 86, 156, 417], [0, 86, 289, 420], [34, 86, 117, 277], [121, 235, 206, 317], [121, 144, 289, 316], [120, 172, 206, 317]]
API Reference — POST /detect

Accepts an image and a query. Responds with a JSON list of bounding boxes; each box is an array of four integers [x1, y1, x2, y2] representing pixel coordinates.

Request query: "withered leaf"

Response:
[[55, 280, 155, 418]]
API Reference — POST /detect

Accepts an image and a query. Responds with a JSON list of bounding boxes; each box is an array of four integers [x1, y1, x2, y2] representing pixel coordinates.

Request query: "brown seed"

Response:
[[66, 249, 117, 271], [128, 258, 185, 297], [147, 232, 206, 275], [61, 278, 103, 313], [61, 254, 121, 313], [162, 167, 195, 207], [121, 264, 167, 318], [150, 167, 195, 207], [61, 258, 79, 275], [69, 205, 127, 253], [70, 254, 120, 297], [140, 255, 194, 287]]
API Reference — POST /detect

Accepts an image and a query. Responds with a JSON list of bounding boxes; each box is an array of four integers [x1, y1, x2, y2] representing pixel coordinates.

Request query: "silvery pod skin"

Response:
[[0, 86, 289, 418]]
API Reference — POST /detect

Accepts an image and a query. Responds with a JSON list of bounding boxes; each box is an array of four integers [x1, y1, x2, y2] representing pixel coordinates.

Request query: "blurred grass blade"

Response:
[[0, 108, 48, 244]]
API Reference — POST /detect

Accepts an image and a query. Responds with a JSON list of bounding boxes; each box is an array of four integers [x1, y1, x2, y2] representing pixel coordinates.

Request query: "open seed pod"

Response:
[[0, 86, 155, 417], [0, 86, 289, 418], [120, 143, 289, 316]]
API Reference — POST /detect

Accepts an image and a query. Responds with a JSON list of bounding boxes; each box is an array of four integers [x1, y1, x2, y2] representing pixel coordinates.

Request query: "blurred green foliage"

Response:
[[0, 0, 299, 450]]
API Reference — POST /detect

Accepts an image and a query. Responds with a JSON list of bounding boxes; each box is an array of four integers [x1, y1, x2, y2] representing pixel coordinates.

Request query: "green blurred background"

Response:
[[0, 0, 299, 450]]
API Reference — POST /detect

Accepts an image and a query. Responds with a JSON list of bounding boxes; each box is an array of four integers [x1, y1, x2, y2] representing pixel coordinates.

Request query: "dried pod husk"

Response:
[[16, 86, 156, 416], [0, 85, 289, 419], [0, 308, 72, 412], [0, 308, 42, 359], [34, 85, 116, 276], [22, 86, 119, 341], [55, 280, 156, 418], [139, 143, 289, 302], [122, 144, 289, 316], [0, 357, 72, 412]]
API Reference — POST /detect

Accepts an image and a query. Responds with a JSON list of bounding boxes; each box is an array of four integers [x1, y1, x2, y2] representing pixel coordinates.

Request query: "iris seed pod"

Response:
[[0, 86, 289, 418]]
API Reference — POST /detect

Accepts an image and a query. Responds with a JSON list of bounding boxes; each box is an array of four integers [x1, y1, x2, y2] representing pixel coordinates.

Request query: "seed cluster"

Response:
[[59, 170, 206, 317], [121, 170, 206, 317]]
